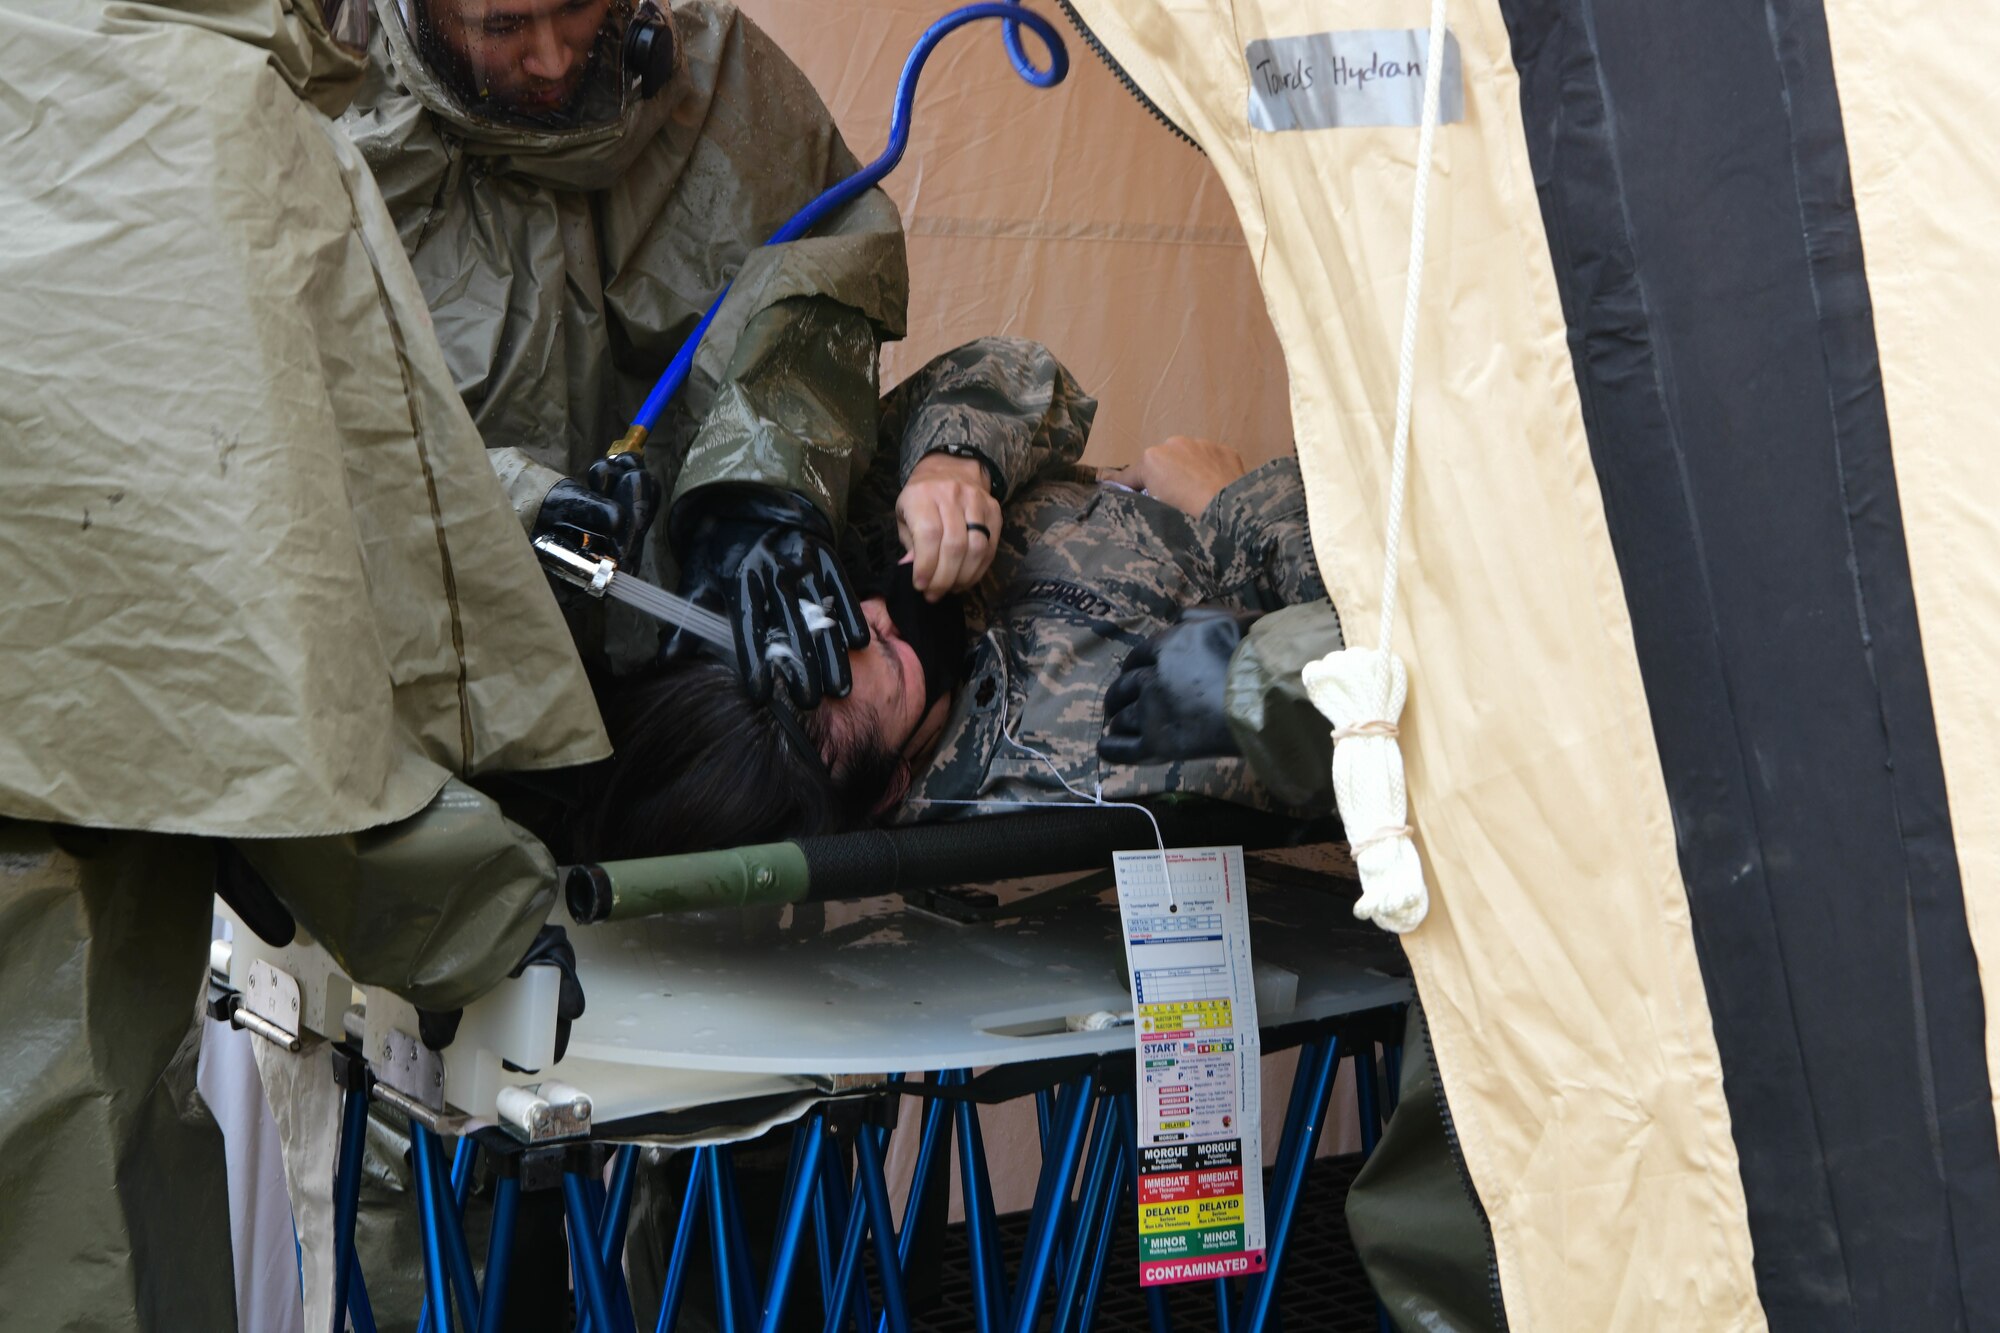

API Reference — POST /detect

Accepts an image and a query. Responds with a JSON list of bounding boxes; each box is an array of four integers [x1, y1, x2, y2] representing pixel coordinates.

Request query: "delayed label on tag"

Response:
[[1247, 29, 1465, 131], [1113, 846, 1265, 1285]]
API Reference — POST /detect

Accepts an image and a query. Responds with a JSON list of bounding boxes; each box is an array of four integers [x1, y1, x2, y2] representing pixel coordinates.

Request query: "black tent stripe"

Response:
[[1492, 0, 2000, 1325]]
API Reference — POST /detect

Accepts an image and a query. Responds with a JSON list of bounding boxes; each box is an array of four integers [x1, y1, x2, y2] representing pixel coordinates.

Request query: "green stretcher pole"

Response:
[[565, 805, 1342, 925], [565, 842, 812, 923]]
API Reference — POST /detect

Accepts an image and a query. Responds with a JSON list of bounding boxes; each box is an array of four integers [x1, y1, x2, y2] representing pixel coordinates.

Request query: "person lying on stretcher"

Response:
[[570, 338, 1344, 861]]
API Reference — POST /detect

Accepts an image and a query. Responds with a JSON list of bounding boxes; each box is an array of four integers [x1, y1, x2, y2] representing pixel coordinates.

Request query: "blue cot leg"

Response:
[[817, 1128, 873, 1333], [418, 1137, 479, 1333], [821, 1149, 871, 1333], [656, 1150, 709, 1333], [869, 1082, 951, 1333], [329, 1073, 371, 1333], [1238, 1036, 1341, 1333], [716, 1147, 762, 1321], [758, 1116, 826, 1333], [1052, 1091, 1119, 1333], [1011, 1075, 1097, 1333], [1012, 1079, 1079, 1326], [810, 1149, 840, 1327], [418, 1125, 483, 1333], [589, 1147, 641, 1333], [565, 1170, 625, 1333], [1076, 1113, 1130, 1333], [349, 1257, 379, 1333], [411, 1123, 455, 1333], [476, 1175, 521, 1333], [854, 1121, 912, 1333], [1238, 1038, 1330, 1324], [953, 1083, 1003, 1333], [1355, 1044, 1384, 1157], [703, 1149, 748, 1333]]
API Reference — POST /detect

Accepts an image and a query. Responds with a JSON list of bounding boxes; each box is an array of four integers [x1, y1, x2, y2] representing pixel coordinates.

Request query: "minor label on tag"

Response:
[[1247, 29, 1465, 131], [1113, 846, 1266, 1286]]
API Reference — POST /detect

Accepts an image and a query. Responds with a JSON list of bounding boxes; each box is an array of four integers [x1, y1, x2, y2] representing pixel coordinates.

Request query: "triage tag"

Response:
[[1112, 846, 1266, 1286]]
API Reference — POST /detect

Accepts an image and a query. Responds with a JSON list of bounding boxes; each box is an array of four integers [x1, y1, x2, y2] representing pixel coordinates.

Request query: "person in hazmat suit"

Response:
[[276, 0, 910, 1321], [346, 0, 911, 708], [0, 0, 611, 1328]]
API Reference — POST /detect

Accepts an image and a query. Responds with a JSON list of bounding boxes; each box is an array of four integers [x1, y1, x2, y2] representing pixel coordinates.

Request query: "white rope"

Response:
[[1303, 0, 1450, 935]]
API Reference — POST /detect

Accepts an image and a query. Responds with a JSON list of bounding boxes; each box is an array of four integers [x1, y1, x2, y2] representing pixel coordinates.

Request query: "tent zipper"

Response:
[[1048, 0, 1202, 151], [1419, 1005, 1511, 1331]]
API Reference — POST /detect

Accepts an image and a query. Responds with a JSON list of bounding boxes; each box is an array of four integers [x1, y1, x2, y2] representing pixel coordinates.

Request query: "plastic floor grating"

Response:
[[921, 1153, 1380, 1332]]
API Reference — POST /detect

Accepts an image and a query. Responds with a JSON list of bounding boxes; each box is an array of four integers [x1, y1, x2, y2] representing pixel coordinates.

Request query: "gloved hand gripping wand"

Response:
[[537, 3, 1068, 680]]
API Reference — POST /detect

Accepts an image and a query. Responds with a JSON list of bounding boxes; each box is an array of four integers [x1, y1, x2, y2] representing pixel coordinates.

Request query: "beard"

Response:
[[411, 2, 618, 129]]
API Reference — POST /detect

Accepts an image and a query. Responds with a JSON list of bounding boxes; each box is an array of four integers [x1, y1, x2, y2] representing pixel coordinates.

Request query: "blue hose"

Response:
[[617, 2, 1068, 451]]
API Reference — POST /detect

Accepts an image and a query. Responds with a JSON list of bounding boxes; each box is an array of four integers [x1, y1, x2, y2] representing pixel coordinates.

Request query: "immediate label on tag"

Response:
[[1247, 29, 1465, 131], [1113, 846, 1266, 1286]]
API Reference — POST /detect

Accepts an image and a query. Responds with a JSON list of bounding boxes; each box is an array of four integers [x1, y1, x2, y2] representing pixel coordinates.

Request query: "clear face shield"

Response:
[[395, 0, 675, 133]]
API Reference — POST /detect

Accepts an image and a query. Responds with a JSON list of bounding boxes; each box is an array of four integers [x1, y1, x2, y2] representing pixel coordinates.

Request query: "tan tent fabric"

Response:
[[0, 2, 608, 839], [1062, 1, 1763, 1325], [737, 0, 1294, 469], [1822, 0, 2000, 1113]]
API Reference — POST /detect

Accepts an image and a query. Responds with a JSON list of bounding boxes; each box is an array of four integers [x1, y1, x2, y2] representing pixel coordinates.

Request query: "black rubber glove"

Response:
[[512, 924, 585, 1066], [668, 481, 870, 708], [533, 453, 660, 568], [1099, 607, 1260, 765]]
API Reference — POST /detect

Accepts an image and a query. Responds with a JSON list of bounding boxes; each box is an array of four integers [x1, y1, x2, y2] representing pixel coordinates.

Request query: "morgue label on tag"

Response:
[[1247, 29, 1465, 131]]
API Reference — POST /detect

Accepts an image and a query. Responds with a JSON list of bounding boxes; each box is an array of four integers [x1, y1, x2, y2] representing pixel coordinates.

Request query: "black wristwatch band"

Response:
[[927, 442, 1006, 500]]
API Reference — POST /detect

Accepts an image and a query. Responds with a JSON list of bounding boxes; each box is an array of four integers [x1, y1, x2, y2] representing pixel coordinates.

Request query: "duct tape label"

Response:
[[1246, 29, 1465, 131], [1113, 846, 1267, 1286]]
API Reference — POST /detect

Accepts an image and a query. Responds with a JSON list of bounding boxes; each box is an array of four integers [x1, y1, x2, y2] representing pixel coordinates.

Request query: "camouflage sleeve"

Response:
[[1203, 457, 1328, 610], [670, 295, 883, 530], [877, 337, 1098, 502]]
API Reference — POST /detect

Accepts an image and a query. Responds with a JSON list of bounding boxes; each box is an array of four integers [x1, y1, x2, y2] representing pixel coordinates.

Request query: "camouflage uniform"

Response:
[[843, 337, 1342, 820]]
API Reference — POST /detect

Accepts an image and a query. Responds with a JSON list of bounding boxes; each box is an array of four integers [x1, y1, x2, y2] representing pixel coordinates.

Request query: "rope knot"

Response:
[[1331, 720, 1400, 743], [1349, 823, 1414, 856]]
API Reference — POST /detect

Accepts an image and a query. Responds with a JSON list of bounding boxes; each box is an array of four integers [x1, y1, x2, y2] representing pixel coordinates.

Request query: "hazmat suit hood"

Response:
[[342, 0, 910, 552], [362, 0, 680, 189], [0, 0, 610, 838]]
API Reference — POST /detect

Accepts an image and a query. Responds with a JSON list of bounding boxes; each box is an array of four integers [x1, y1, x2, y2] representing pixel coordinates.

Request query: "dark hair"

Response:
[[568, 660, 904, 862]]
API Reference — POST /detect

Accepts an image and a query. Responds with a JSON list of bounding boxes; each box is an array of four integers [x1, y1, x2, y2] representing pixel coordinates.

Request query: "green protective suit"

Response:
[[0, 826, 234, 1333], [1346, 1001, 1507, 1333], [0, 0, 609, 1325], [1226, 603, 1346, 811], [346, 0, 909, 567]]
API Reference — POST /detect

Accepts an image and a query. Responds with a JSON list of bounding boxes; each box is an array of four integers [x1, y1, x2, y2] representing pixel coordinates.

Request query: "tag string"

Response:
[[915, 696, 1180, 909]]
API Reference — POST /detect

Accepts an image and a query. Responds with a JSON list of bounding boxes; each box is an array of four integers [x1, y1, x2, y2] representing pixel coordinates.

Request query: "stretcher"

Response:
[[213, 847, 1409, 1331]]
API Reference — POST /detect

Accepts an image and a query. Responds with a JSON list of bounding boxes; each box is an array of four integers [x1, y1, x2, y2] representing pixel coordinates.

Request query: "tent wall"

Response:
[[737, 0, 1295, 469], [1496, 0, 2000, 1324], [1824, 0, 2000, 1214], [1064, 1, 1763, 1327], [1063, 0, 2000, 1326]]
